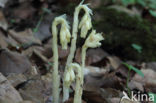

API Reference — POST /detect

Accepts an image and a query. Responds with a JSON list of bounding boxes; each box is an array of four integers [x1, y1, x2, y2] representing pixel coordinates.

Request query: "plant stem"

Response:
[[52, 16, 69, 103], [52, 21, 60, 103], [68, 63, 82, 103], [74, 77, 82, 103], [62, 7, 79, 102], [63, 4, 90, 102], [78, 46, 87, 102]]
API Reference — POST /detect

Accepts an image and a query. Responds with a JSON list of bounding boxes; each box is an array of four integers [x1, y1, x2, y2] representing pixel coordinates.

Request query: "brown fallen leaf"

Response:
[[128, 80, 144, 92], [75, 48, 109, 66], [0, 73, 23, 103], [83, 90, 108, 103], [84, 70, 124, 92], [22, 46, 44, 57], [19, 78, 51, 103], [0, 10, 8, 30], [8, 29, 41, 47], [7, 73, 27, 87], [133, 69, 156, 93], [107, 56, 122, 69], [86, 48, 109, 65], [30, 49, 49, 75], [100, 88, 121, 98], [0, 30, 18, 48], [84, 63, 142, 93], [33, 49, 49, 63], [0, 32, 9, 48], [99, 72, 125, 90], [115, 64, 139, 80], [91, 57, 110, 68], [0, 50, 31, 76]]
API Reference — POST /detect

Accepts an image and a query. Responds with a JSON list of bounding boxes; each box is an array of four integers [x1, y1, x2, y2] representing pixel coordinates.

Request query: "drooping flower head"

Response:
[[84, 30, 104, 48], [54, 14, 71, 49], [64, 63, 81, 87], [59, 15, 71, 49], [64, 66, 76, 87], [78, 3, 93, 38]]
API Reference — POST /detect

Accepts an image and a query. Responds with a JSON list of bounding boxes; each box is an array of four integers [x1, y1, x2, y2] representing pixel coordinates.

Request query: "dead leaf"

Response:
[[75, 48, 109, 66], [128, 80, 144, 92], [0, 10, 8, 30], [22, 46, 44, 57], [0, 50, 32, 76], [0, 73, 23, 102], [133, 69, 156, 93], [0, 30, 18, 48], [83, 90, 108, 103], [8, 29, 41, 47], [7, 73, 27, 87], [19, 79, 51, 103], [100, 88, 120, 98], [107, 56, 122, 69]]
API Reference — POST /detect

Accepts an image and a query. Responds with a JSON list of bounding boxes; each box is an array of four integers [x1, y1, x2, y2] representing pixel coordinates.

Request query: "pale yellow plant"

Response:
[[51, 14, 71, 103], [63, 0, 93, 102], [64, 63, 82, 103], [79, 30, 104, 103], [51, 1, 104, 103]]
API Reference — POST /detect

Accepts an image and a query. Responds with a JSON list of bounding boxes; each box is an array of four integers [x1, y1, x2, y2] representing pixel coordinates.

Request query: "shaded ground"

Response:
[[0, 0, 156, 103]]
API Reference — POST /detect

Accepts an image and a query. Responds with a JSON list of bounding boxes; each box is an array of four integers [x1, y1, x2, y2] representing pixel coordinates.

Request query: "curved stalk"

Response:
[[63, 1, 92, 102], [80, 30, 104, 102], [52, 15, 71, 103], [64, 63, 82, 103]]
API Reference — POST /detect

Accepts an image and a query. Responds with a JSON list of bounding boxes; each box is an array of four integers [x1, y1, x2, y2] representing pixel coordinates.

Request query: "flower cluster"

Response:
[[84, 30, 104, 48], [51, 1, 104, 103], [64, 67, 75, 87], [78, 5, 92, 38], [53, 15, 71, 50], [60, 23, 71, 49]]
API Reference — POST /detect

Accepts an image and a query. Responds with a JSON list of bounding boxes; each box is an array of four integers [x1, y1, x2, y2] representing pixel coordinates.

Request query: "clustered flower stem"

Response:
[[64, 63, 82, 103], [62, 7, 79, 102], [63, 1, 92, 102], [52, 15, 71, 103], [51, 1, 104, 103], [52, 20, 60, 103]]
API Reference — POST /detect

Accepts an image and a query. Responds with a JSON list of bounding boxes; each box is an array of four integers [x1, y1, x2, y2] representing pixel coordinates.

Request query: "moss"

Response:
[[94, 7, 156, 61]]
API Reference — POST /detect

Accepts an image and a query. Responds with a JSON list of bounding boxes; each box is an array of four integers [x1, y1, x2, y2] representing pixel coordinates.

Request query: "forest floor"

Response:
[[0, 0, 156, 103]]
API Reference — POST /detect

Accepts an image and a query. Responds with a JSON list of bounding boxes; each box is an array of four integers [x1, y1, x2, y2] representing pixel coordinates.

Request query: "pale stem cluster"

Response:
[[51, 1, 104, 103], [63, 1, 93, 102], [64, 63, 82, 103], [52, 15, 71, 103]]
